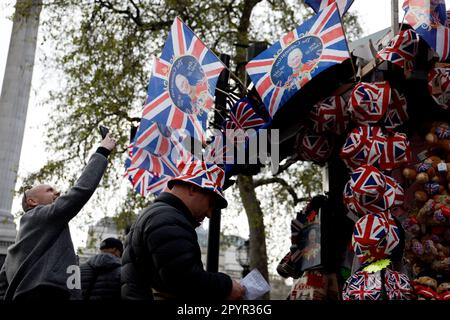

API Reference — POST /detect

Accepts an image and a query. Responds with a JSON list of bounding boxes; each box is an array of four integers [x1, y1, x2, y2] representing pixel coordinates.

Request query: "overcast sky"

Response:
[[1, 0, 449, 251]]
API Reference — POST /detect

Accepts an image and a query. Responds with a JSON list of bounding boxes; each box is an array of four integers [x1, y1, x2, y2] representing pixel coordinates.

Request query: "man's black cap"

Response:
[[100, 237, 123, 253]]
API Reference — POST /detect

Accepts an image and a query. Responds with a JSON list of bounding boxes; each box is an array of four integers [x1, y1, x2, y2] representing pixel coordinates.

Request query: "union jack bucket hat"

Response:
[[379, 132, 412, 170], [383, 89, 408, 131], [309, 95, 349, 135], [340, 126, 386, 170], [351, 212, 401, 264], [168, 160, 228, 209], [342, 268, 413, 300], [343, 166, 404, 216], [296, 129, 333, 165], [349, 82, 391, 124]]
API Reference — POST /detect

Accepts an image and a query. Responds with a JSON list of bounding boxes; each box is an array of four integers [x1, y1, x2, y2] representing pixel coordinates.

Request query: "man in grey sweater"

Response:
[[0, 133, 116, 301]]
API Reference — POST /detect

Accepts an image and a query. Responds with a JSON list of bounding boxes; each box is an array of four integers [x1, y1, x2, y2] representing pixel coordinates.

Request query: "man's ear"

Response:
[[28, 197, 39, 208]]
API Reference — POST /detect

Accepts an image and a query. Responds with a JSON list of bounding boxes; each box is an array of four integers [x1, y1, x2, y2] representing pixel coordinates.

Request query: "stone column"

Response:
[[0, 0, 43, 259]]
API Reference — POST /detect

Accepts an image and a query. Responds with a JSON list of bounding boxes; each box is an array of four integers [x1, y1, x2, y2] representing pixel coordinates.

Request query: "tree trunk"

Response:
[[237, 174, 270, 299], [233, 0, 270, 300], [0, 0, 42, 258]]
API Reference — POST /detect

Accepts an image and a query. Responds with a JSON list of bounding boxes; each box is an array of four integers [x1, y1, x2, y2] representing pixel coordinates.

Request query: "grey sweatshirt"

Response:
[[0, 152, 108, 300]]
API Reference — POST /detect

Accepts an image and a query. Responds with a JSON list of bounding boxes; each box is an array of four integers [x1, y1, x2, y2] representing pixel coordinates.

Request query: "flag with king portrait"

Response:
[[246, 2, 350, 118], [141, 17, 225, 143]]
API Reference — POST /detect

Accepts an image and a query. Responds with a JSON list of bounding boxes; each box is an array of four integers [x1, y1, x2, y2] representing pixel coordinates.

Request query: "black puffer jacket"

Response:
[[80, 253, 121, 300], [121, 192, 232, 300]]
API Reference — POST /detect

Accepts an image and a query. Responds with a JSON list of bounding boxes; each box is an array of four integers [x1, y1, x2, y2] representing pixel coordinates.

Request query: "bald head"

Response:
[[21, 184, 60, 212]]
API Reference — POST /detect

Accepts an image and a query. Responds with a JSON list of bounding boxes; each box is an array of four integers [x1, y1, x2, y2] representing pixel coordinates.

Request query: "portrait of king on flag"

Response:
[[246, 2, 350, 118], [141, 16, 225, 143]]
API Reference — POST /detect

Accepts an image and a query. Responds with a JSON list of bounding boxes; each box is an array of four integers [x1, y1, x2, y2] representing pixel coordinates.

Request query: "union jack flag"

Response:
[[309, 95, 349, 134], [124, 142, 171, 197], [342, 270, 382, 300], [349, 82, 392, 124], [125, 167, 170, 197], [383, 89, 409, 131], [227, 98, 267, 131], [379, 132, 412, 170], [305, 0, 354, 17], [246, 2, 350, 117], [404, 0, 450, 61], [428, 67, 450, 110], [435, 125, 450, 138], [376, 29, 419, 71], [403, 0, 448, 26], [142, 17, 225, 143], [203, 133, 233, 165], [425, 181, 440, 195]]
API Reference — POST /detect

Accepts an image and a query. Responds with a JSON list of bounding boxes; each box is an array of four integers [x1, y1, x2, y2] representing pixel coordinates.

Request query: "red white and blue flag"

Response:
[[246, 2, 350, 118], [227, 98, 267, 131], [141, 17, 225, 143], [404, 0, 450, 61], [129, 119, 193, 177], [376, 29, 419, 71], [124, 142, 171, 197], [403, 0, 448, 25], [305, 0, 354, 17]]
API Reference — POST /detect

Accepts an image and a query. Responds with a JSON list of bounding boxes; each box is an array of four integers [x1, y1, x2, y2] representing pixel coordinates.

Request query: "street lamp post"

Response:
[[236, 240, 250, 277]]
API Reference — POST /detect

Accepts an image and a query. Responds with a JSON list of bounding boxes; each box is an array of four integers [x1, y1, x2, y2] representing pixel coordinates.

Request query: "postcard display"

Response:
[[276, 26, 450, 300]]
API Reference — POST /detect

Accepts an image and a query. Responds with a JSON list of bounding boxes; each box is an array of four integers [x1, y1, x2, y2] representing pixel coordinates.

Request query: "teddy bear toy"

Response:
[[437, 282, 450, 300], [413, 276, 439, 299], [425, 122, 450, 154]]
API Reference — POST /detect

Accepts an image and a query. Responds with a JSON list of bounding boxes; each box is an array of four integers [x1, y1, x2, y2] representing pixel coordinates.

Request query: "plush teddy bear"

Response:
[[413, 276, 439, 300], [437, 282, 450, 300], [425, 122, 450, 153]]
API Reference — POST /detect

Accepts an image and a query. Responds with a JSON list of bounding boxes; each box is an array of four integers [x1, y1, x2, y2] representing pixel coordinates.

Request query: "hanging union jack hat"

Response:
[[345, 165, 401, 215], [379, 132, 413, 171], [340, 126, 386, 170], [428, 67, 450, 111], [167, 160, 228, 209], [376, 29, 419, 71], [349, 82, 392, 124], [141, 17, 226, 143], [343, 268, 413, 300], [351, 212, 401, 264], [246, 2, 350, 118], [296, 128, 333, 165], [309, 95, 349, 135], [383, 89, 409, 131]]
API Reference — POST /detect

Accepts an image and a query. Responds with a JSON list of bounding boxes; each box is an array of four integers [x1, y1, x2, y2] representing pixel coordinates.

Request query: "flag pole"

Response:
[[391, 0, 399, 36]]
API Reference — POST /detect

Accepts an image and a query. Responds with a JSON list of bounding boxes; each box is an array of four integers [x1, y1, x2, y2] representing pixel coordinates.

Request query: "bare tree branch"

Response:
[[254, 177, 309, 205]]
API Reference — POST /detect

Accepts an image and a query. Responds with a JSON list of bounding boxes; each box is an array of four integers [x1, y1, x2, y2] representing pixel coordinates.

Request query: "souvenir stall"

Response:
[[124, 0, 449, 301], [261, 3, 450, 300]]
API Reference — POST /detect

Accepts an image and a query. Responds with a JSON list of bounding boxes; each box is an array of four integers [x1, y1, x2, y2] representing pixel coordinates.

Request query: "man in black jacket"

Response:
[[121, 163, 245, 300], [80, 237, 123, 300]]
